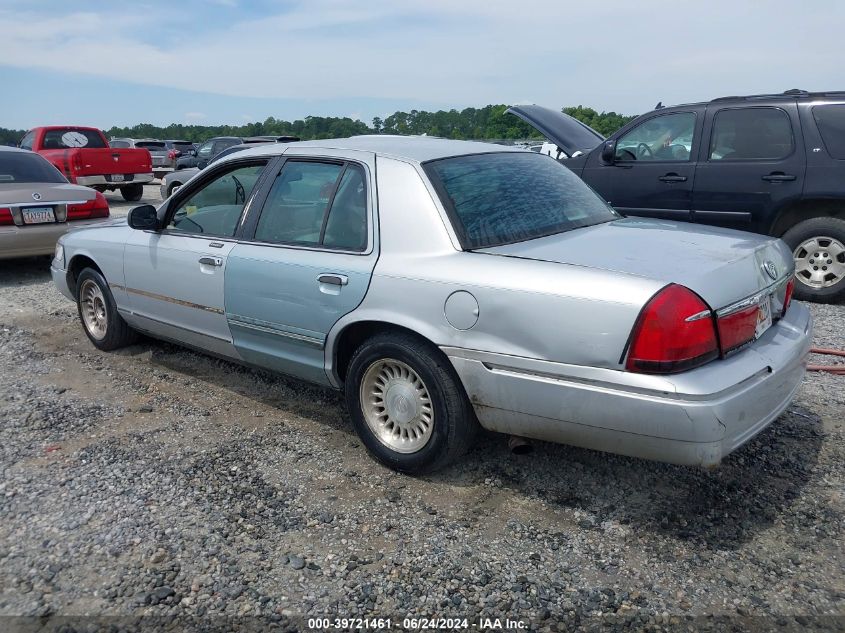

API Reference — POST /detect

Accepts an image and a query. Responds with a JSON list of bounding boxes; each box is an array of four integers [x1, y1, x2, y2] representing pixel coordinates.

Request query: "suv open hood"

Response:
[[507, 104, 604, 157]]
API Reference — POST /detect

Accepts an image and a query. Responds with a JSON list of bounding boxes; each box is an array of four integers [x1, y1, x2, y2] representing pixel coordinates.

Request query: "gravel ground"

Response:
[[0, 249, 843, 632]]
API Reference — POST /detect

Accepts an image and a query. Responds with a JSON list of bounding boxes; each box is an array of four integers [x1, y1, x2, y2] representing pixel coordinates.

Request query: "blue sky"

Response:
[[1, 0, 843, 129]]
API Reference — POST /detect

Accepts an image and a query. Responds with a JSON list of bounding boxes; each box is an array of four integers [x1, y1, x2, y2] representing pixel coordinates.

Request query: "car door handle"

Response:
[[762, 173, 796, 182], [317, 273, 348, 286], [658, 173, 687, 182], [199, 256, 222, 267]]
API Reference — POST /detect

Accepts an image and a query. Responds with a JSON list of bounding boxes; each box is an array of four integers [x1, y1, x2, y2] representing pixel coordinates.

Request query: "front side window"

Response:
[[19, 132, 35, 151], [615, 112, 696, 161], [709, 107, 794, 160], [0, 152, 67, 184], [425, 152, 618, 250], [196, 142, 214, 158], [254, 161, 368, 251], [166, 162, 266, 237], [812, 104, 845, 159]]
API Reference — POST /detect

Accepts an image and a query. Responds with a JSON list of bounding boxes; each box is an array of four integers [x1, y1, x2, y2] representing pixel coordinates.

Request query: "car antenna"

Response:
[[654, 101, 664, 109]]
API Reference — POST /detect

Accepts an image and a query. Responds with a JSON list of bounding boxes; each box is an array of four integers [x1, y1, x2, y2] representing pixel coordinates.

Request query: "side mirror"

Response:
[[190, 149, 197, 157], [600, 140, 616, 164], [128, 205, 159, 231]]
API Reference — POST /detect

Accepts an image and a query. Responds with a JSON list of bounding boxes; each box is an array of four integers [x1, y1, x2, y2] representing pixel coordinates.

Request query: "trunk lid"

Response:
[[69, 147, 152, 176], [478, 217, 793, 309], [506, 104, 604, 157], [0, 182, 94, 205]]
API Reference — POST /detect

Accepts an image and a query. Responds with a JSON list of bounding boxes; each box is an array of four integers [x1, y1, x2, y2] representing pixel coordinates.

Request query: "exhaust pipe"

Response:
[[508, 435, 533, 455]]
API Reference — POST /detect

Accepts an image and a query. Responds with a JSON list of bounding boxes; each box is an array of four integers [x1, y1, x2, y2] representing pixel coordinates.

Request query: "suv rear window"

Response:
[[425, 152, 618, 249], [42, 129, 107, 150], [0, 151, 67, 184], [812, 104, 845, 159], [136, 141, 166, 150]]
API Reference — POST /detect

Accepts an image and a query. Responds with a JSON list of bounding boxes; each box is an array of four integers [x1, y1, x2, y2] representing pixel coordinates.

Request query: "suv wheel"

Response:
[[76, 268, 138, 350], [344, 331, 477, 474], [782, 217, 845, 303], [120, 183, 144, 202]]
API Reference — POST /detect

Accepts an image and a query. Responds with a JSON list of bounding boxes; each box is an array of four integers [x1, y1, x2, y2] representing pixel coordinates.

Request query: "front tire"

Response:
[[76, 268, 138, 351], [782, 217, 845, 303], [345, 331, 477, 474], [120, 183, 144, 202]]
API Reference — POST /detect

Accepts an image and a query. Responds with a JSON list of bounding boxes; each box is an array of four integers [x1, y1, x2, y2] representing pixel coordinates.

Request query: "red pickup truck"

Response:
[[19, 126, 153, 201]]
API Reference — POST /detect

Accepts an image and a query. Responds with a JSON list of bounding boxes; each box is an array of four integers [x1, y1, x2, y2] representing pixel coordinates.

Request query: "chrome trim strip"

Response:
[[117, 308, 233, 343], [4, 200, 87, 208], [685, 309, 712, 322], [716, 275, 791, 318], [111, 284, 224, 315], [227, 317, 324, 348]]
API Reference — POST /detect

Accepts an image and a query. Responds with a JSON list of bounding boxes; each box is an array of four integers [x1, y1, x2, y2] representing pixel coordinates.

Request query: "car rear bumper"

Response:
[[75, 173, 154, 186], [444, 302, 812, 467], [0, 218, 112, 260]]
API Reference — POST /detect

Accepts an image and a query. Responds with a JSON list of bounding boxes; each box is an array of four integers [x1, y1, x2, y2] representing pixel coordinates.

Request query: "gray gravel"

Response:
[[0, 256, 843, 632]]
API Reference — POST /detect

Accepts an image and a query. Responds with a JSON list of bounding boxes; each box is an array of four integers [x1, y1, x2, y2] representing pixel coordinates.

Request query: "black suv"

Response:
[[509, 91, 845, 302], [176, 136, 300, 170]]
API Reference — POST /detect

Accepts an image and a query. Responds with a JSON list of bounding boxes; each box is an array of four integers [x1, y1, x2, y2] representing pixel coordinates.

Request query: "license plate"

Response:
[[755, 295, 773, 339], [111, 174, 125, 182], [21, 207, 56, 224]]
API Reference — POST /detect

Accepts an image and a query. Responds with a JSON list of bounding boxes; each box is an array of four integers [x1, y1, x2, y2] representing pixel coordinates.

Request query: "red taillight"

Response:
[[716, 305, 759, 354], [168, 149, 180, 160], [67, 191, 109, 221], [783, 278, 795, 316], [0, 207, 13, 226], [626, 284, 719, 374], [71, 153, 83, 174]]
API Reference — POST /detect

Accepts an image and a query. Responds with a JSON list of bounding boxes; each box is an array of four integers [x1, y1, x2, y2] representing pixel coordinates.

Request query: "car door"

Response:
[[225, 149, 378, 386], [122, 157, 272, 358], [691, 104, 805, 232], [582, 109, 702, 221]]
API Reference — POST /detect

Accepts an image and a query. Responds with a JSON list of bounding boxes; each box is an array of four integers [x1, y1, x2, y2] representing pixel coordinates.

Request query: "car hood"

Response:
[[506, 104, 604, 157], [0, 182, 94, 205], [478, 218, 794, 309]]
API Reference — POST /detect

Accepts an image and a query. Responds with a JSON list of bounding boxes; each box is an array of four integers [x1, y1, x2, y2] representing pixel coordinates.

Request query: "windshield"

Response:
[[0, 151, 67, 184], [424, 152, 618, 249]]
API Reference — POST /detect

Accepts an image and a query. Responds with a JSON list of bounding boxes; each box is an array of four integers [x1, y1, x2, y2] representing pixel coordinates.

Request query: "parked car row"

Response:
[[110, 138, 196, 179], [52, 134, 811, 474]]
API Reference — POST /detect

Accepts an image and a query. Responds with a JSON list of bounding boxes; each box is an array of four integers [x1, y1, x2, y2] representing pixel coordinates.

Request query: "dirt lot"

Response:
[[0, 196, 843, 631]]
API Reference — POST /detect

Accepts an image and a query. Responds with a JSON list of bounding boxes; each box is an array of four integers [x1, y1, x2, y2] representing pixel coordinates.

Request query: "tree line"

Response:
[[0, 105, 635, 147]]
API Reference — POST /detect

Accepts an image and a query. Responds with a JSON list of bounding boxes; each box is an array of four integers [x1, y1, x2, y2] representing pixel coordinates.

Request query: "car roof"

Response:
[[0, 145, 29, 154], [235, 135, 524, 163], [660, 89, 845, 111]]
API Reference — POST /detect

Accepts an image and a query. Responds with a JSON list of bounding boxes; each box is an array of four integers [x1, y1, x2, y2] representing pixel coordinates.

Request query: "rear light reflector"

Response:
[[67, 191, 110, 221], [0, 207, 13, 226], [716, 305, 759, 354], [782, 278, 795, 316], [626, 284, 719, 374]]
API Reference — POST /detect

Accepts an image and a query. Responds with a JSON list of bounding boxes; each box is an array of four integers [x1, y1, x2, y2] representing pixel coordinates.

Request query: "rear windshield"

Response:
[[170, 141, 194, 148], [424, 152, 618, 249], [812, 104, 845, 159], [42, 129, 107, 149], [0, 152, 67, 184], [136, 141, 166, 150]]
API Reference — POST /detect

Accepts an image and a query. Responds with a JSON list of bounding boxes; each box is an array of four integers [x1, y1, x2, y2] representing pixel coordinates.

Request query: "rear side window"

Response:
[[254, 161, 368, 251], [710, 107, 794, 160], [42, 129, 108, 150], [425, 152, 618, 250], [812, 104, 845, 159], [0, 152, 67, 184]]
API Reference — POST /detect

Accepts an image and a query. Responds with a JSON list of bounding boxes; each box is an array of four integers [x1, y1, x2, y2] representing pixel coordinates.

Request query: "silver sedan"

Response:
[[0, 146, 112, 259], [51, 136, 812, 473]]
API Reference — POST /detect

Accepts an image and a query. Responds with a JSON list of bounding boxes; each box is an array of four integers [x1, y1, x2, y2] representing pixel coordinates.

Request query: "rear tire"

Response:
[[344, 331, 478, 474], [76, 268, 138, 351], [782, 217, 845, 303], [120, 183, 144, 202]]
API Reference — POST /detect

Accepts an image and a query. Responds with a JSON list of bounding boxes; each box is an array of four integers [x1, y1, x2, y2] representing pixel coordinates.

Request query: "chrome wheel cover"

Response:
[[79, 279, 108, 340], [360, 358, 434, 454], [793, 236, 845, 289]]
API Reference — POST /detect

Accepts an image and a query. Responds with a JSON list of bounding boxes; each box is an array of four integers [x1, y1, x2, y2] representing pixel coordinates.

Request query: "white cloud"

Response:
[[184, 112, 206, 121], [0, 1, 843, 114]]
